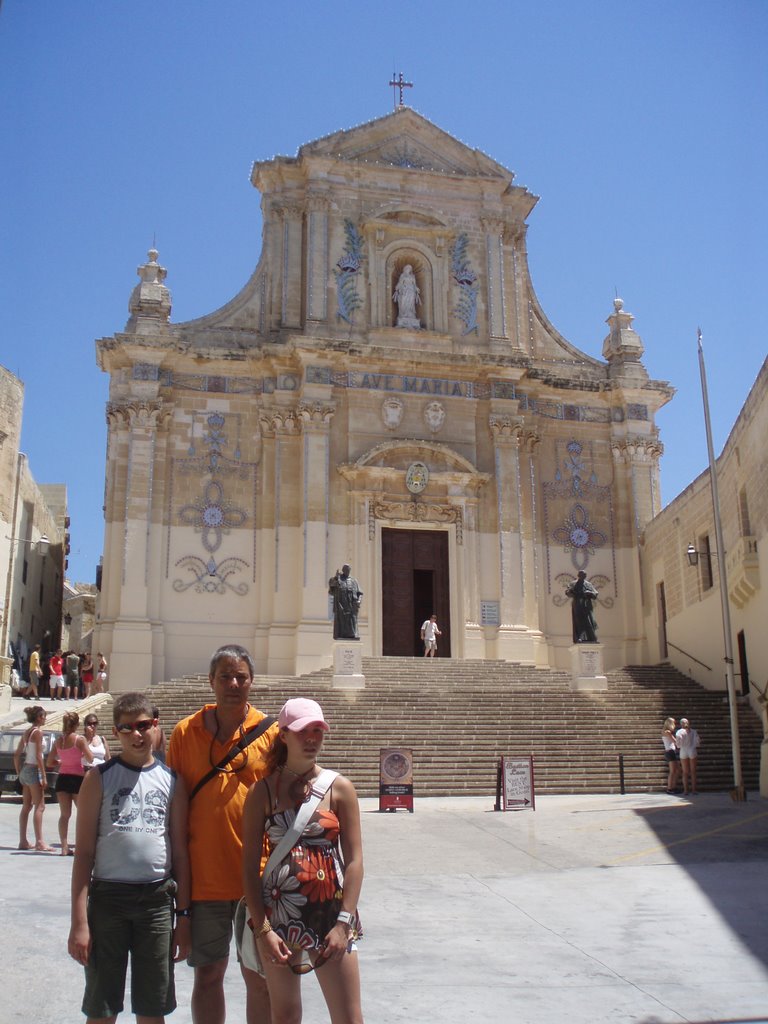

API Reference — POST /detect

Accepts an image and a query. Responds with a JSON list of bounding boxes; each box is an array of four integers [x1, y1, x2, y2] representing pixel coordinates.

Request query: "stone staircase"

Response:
[[146, 659, 763, 798]]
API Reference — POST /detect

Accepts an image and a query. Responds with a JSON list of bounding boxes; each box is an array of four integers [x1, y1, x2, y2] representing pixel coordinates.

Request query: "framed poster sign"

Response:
[[379, 747, 414, 812], [496, 755, 535, 811]]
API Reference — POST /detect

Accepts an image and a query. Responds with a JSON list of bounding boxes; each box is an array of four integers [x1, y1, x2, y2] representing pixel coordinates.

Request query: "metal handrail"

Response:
[[666, 641, 712, 673]]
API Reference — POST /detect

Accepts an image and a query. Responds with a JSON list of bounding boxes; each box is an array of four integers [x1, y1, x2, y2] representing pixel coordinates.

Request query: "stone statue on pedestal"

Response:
[[329, 564, 363, 640], [565, 570, 599, 643]]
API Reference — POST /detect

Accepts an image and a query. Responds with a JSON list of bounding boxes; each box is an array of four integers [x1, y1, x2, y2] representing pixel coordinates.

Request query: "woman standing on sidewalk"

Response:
[[47, 711, 92, 855], [676, 718, 701, 795], [94, 652, 108, 693], [14, 705, 54, 852], [80, 652, 94, 698], [661, 717, 680, 794]]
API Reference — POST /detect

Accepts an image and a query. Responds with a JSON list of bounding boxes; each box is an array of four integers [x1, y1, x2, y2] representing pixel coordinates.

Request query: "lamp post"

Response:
[[691, 330, 744, 800]]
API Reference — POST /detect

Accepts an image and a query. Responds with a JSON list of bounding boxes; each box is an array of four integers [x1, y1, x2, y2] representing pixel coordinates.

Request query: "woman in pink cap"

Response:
[[242, 697, 364, 1024]]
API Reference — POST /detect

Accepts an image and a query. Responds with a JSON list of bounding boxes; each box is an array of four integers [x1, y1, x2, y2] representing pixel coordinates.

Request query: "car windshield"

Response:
[[0, 733, 25, 754], [0, 731, 55, 754]]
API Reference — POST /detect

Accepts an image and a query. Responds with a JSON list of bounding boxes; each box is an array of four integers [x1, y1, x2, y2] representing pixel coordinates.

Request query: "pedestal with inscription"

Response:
[[569, 643, 608, 691], [332, 642, 365, 689]]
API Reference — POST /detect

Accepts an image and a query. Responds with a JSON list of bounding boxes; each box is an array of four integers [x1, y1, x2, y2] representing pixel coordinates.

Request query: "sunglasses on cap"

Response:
[[115, 719, 155, 734]]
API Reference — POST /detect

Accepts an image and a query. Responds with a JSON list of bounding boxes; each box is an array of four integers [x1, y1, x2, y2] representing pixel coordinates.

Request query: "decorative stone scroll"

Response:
[[368, 499, 463, 544], [298, 402, 335, 431], [489, 413, 524, 442], [106, 400, 172, 432], [611, 436, 664, 463], [258, 409, 300, 436]]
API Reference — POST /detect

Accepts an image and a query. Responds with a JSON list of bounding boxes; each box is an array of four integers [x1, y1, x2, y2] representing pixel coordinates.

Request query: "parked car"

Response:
[[0, 728, 59, 798]]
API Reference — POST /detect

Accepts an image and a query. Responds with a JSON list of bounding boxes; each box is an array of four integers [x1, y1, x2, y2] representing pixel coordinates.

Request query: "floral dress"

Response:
[[262, 804, 359, 952]]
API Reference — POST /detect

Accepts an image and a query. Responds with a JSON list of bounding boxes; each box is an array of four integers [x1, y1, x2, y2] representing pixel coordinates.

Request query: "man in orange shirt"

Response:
[[167, 644, 278, 1024]]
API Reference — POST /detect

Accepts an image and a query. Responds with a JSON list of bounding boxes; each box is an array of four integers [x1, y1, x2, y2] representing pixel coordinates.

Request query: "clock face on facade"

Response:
[[570, 526, 590, 547], [405, 462, 429, 494]]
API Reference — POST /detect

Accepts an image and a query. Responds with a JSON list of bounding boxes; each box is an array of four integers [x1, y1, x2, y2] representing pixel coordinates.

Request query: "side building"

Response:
[[0, 365, 67, 688], [94, 108, 673, 690], [641, 357, 768, 789]]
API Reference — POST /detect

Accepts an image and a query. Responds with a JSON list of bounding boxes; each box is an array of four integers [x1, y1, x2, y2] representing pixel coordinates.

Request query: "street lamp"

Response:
[[6, 534, 50, 551], [686, 330, 744, 800]]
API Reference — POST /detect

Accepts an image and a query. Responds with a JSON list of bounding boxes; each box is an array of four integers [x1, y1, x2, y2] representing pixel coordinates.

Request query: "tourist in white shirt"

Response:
[[420, 614, 442, 658], [676, 718, 701, 795]]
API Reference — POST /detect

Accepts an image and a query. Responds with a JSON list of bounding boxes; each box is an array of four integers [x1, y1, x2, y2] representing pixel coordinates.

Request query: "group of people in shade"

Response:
[[661, 716, 702, 795], [19, 646, 108, 701], [18, 643, 363, 1024]]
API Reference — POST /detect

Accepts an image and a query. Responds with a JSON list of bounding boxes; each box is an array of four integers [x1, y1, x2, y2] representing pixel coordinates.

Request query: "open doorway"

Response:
[[382, 528, 450, 657]]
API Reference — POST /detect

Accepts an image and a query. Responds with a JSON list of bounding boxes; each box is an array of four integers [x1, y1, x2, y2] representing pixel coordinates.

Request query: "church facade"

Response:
[[94, 109, 673, 689]]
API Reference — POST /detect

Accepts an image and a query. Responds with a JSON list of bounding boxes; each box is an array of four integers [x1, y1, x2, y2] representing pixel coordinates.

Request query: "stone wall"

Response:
[[641, 357, 767, 718], [0, 365, 67, 680]]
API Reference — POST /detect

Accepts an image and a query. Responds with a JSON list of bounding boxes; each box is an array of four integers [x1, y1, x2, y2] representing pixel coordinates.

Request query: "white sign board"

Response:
[[500, 755, 535, 811]]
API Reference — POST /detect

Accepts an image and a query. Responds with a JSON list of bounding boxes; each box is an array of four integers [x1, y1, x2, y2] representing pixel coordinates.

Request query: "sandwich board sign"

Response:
[[496, 755, 535, 812], [379, 747, 414, 812]]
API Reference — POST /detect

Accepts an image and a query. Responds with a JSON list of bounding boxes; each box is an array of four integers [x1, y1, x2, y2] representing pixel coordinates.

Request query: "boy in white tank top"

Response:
[[68, 692, 191, 1021]]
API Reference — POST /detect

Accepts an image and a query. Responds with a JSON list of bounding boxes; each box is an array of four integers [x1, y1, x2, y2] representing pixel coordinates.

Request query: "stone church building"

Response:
[[95, 108, 673, 689]]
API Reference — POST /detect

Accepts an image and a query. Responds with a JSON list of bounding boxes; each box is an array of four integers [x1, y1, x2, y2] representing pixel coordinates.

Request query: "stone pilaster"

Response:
[[519, 428, 542, 627], [298, 401, 335, 588], [489, 411, 524, 621], [280, 203, 304, 329], [305, 195, 330, 322], [101, 400, 171, 689], [257, 408, 301, 667], [482, 217, 508, 340], [507, 224, 527, 351], [611, 435, 664, 537]]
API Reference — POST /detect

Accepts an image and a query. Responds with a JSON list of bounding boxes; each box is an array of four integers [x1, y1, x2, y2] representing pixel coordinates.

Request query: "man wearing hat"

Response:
[[167, 644, 278, 1024]]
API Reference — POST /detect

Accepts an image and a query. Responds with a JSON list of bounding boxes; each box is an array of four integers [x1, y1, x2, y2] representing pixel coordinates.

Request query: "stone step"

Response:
[[145, 660, 762, 797]]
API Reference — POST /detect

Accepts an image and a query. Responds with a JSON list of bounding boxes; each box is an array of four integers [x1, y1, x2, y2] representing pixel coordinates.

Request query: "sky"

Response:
[[1, 1, 766, 584]]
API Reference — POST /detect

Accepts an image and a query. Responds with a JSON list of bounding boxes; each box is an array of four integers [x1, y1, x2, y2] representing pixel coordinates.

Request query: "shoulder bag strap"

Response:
[[188, 715, 276, 802], [262, 768, 338, 880]]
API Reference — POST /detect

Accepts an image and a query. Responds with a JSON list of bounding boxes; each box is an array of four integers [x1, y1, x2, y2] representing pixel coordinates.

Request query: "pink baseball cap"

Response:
[[278, 698, 330, 732]]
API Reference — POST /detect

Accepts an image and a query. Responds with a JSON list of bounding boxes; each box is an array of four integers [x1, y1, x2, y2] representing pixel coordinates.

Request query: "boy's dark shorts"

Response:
[[83, 877, 176, 1019]]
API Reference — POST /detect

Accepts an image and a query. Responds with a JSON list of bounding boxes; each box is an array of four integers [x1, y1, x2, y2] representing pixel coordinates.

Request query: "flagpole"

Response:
[[697, 329, 744, 799]]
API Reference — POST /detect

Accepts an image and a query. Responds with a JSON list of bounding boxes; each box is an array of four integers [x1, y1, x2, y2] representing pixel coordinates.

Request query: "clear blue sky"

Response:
[[1, 1, 765, 583]]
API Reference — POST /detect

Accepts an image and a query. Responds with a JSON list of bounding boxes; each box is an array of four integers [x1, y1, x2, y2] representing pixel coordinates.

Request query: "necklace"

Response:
[[277, 764, 318, 805]]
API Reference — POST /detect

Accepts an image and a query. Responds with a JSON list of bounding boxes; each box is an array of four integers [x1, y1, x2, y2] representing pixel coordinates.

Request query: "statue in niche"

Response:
[[565, 570, 599, 643], [392, 264, 421, 328], [329, 564, 363, 640]]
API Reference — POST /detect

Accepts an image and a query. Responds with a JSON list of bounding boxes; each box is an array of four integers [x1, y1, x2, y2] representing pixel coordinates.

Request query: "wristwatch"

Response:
[[336, 910, 355, 928]]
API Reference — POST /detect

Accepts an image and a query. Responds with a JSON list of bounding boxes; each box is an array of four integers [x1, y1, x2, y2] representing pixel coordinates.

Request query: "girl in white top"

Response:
[[95, 653, 108, 693], [675, 718, 701, 795], [14, 705, 54, 851], [82, 715, 109, 767]]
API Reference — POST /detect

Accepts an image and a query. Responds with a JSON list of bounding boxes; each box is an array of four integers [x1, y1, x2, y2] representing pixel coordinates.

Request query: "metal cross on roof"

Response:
[[388, 71, 413, 110]]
